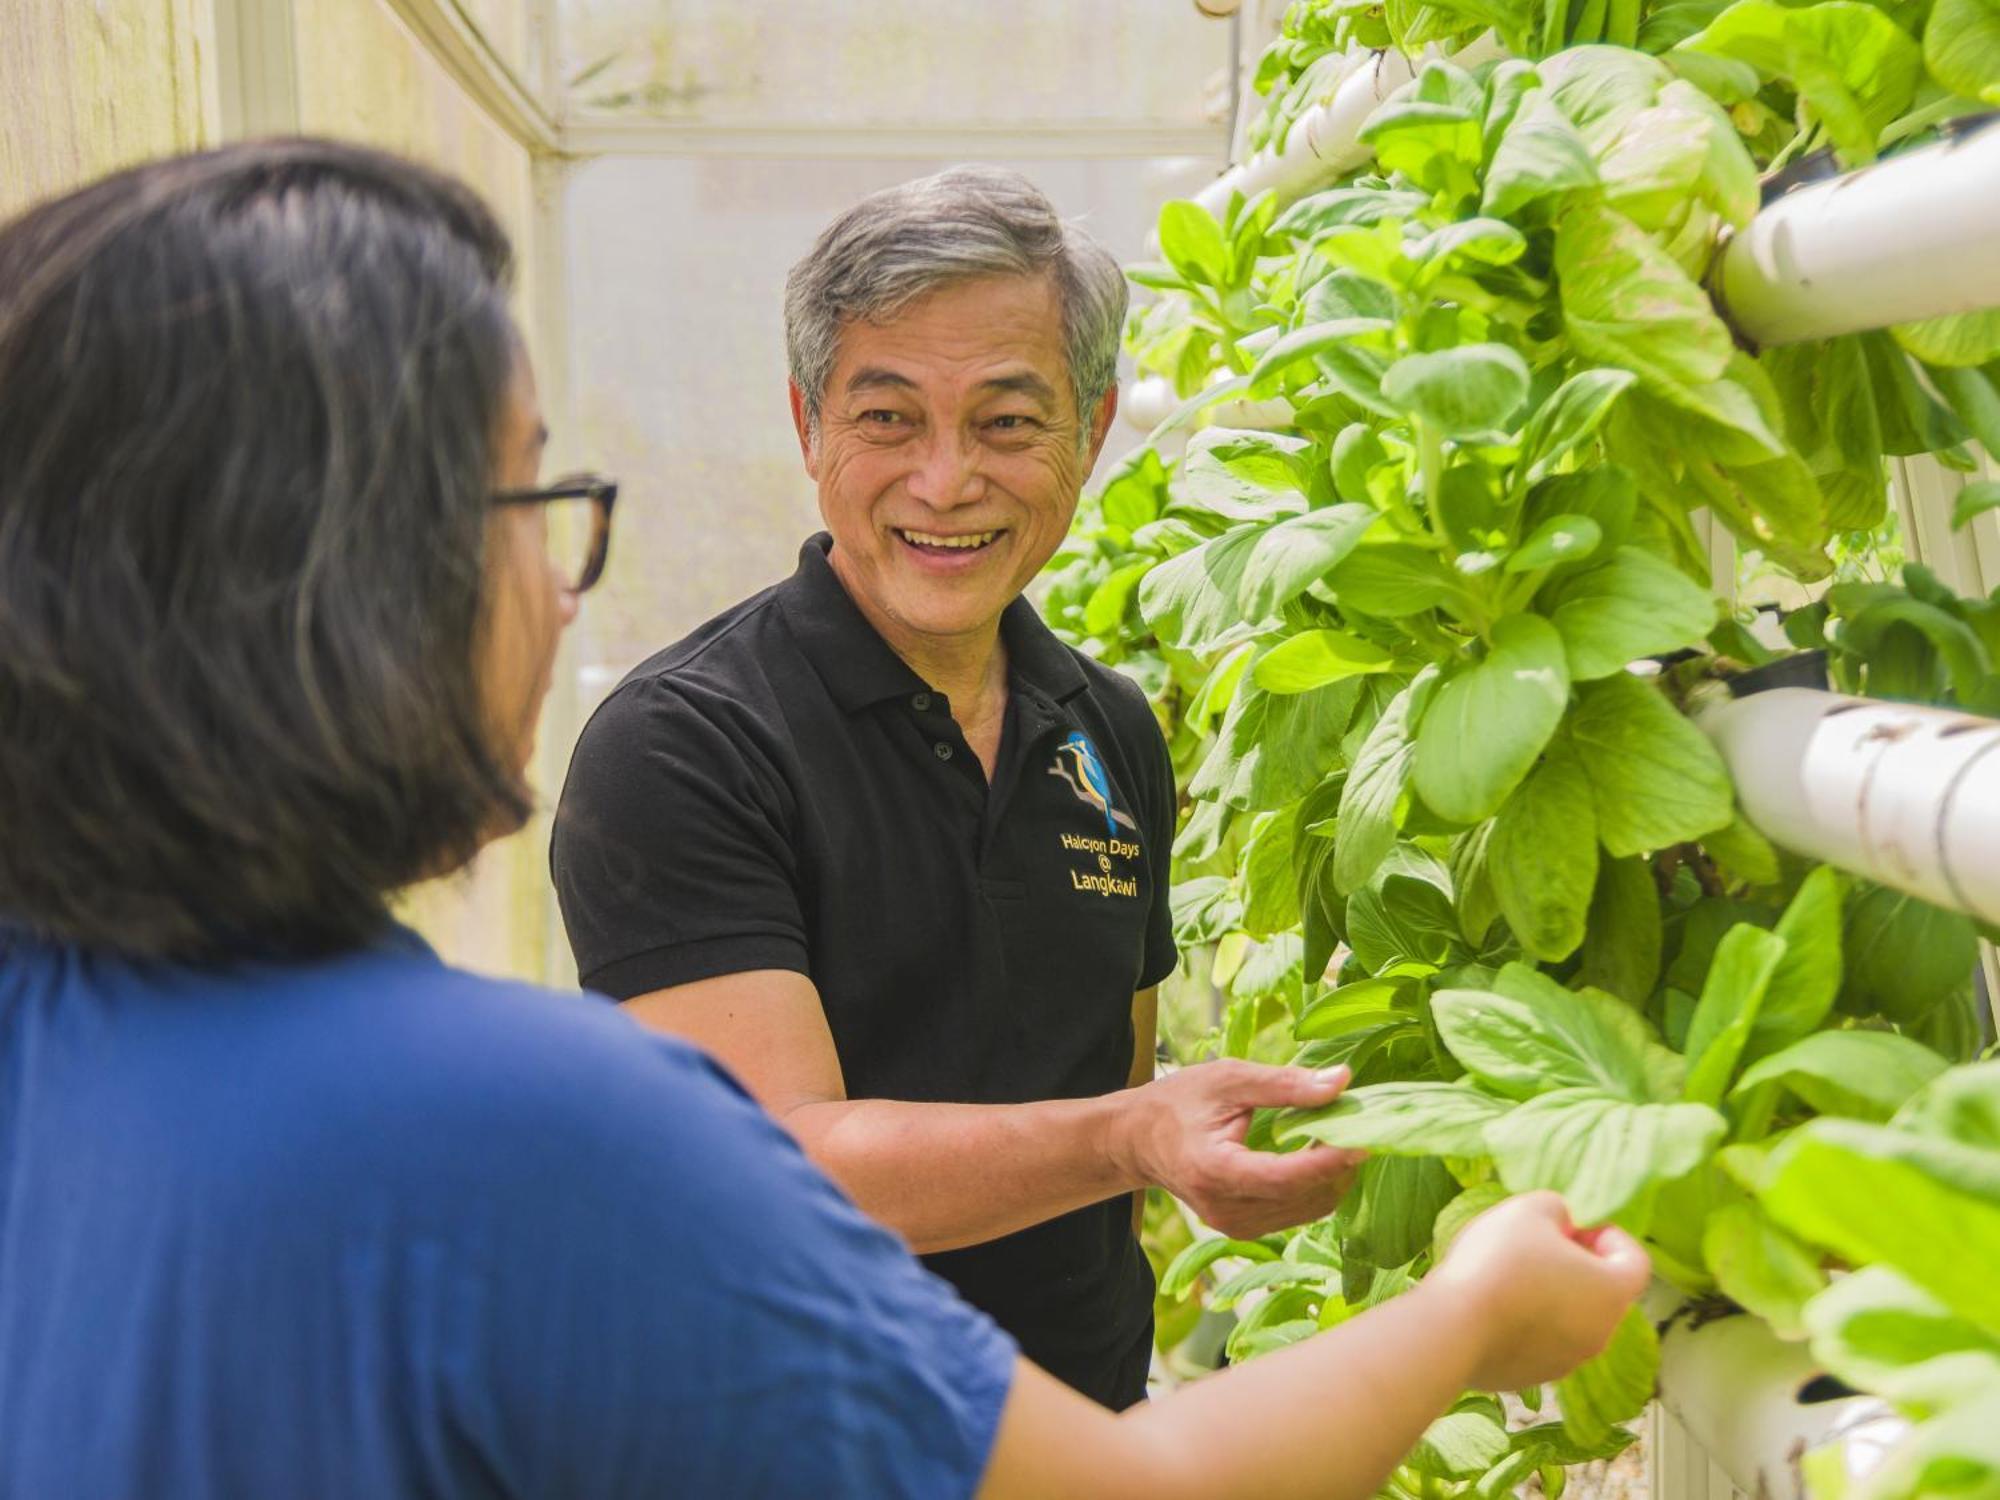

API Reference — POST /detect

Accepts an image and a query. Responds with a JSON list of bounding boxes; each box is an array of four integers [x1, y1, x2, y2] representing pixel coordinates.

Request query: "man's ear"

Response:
[[787, 381, 819, 477], [1083, 383, 1119, 472]]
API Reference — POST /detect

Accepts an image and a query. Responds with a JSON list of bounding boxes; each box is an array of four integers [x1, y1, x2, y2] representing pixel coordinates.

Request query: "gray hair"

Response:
[[783, 165, 1128, 445]]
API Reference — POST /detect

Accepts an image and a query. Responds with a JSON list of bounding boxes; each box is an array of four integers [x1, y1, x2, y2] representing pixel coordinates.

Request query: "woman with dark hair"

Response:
[[0, 141, 1647, 1500]]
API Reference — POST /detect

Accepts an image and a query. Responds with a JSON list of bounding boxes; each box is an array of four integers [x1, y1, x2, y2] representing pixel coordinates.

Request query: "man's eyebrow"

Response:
[[844, 368, 919, 395], [978, 372, 1058, 404]]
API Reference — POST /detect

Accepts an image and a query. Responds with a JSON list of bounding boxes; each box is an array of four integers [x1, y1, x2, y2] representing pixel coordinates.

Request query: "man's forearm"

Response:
[[784, 1093, 1142, 1254]]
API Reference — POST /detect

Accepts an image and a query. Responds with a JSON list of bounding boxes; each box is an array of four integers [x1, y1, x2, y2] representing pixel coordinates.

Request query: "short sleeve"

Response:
[[1137, 708, 1180, 991], [552, 677, 809, 998], [450, 1022, 1019, 1499]]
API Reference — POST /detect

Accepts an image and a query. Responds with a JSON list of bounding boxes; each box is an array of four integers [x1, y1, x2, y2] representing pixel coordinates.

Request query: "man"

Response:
[[552, 166, 1358, 1409]]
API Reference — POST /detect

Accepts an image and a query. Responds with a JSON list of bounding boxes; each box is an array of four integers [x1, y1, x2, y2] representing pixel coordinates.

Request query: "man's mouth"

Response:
[[894, 527, 1002, 554]]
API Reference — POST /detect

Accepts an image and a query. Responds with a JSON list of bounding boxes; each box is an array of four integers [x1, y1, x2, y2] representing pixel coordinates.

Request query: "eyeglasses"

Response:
[[491, 473, 618, 595]]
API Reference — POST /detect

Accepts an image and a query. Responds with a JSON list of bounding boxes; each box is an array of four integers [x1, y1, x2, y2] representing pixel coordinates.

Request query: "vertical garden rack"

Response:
[[1133, 7, 2000, 1497]]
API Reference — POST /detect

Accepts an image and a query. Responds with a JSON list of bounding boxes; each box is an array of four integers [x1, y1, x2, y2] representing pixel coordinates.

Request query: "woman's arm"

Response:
[[976, 1192, 1652, 1500]]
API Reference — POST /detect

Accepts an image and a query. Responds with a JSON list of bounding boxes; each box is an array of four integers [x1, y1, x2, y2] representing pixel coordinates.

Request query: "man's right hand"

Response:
[[1426, 1191, 1653, 1392], [1111, 1060, 1365, 1238]]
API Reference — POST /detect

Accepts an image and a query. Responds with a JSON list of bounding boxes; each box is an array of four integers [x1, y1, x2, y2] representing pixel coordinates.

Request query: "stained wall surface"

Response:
[[1, 0, 217, 220]]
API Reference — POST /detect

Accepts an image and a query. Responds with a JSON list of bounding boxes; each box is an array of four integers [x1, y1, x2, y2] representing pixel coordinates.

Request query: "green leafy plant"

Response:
[[1049, 3, 1999, 1489]]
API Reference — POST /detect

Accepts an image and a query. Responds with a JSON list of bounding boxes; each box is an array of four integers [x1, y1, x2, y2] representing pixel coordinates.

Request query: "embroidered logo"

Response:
[[1048, 731, 1137, 835]]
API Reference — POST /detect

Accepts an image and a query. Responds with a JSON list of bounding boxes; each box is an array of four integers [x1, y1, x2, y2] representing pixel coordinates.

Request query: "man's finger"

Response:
[[1225, 1140, 1364, 1194], [1211, 1062, 1352, 1108]]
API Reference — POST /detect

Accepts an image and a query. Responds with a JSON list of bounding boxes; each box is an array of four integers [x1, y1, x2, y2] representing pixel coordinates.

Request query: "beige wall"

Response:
[[279, 0, 561, 982], [1, 0, 563, 983], [0, 0, 218, 220]]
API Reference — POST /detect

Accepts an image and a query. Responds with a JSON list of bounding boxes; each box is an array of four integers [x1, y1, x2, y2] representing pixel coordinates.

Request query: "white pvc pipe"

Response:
[[1654, 1298, 1904, 1500], [1700, 688, 2000, 924], [1715, 120, 2000, 349], [1190, 32, 1506, 217], [1122, 374, 1297, 433]]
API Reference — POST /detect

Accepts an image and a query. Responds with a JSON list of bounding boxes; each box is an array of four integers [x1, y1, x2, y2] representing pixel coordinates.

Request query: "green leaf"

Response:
[[1242, 811, 1303, 938], [1382, 344, 1532, 441], [1334, 675, 1427, 893], [1485, 1088, 1727, 1222], [1096, 446, 1168, 531], [1490, 735, 1600, 962], [1484, 87, 1602, 220], [1192, 427, 1316, 492], [1580, 856, 1664, 1007], [1681, 924, 1787, 1107], [1295, 975, 1410, 1041], [1746, 866, 1845, 1059], [1158, 199, 1232, 288], [1508, 514, 1605, 574], [1140, 505, 1381, 653], [1762, 1117, 2000, 1337], [1701, 1201, 1827, 1340], [1556, 1306, 1660, 1449], [1434, 963, 1653, 1102], [1329, 544, 1462, 617], [1519, 370, 1640, 486], [1410, 1409, 1514, 1479], [1735, 1030, 1951, 1121], [1275, 1081, 1511, 1157], [1837, 594, 1992, 702], [1556, 201, 1734, 398], [1178, 445, 1311, 522], [1702, 817, 1782, 889], [1248, 318, 1397, 398], [1433, 1181, 1510, 1265], [1568, 672, 1734, 856], [1082, 561, 1150, 636], [1348, 873, 1464, 973], [1341, 1153, 1462, 1268], [1925, 0, 2000, 104], [1897, 1061, 2000, 1149], [1545, 547, 1719, 680], [1528, 467, 1639, 554], [1842, 885, 1980, 1024], [1253, 630, 1396, 693], [1193, 678, 1362, 812], [1682, 2, 1923, 165], [1953, 481, 2000, 532], [1413, 616, 1572, 825], [1158, 1233, 1281, 1299], [1896, 310, 2000, 369], [1804, 1263, 2000, 1395]]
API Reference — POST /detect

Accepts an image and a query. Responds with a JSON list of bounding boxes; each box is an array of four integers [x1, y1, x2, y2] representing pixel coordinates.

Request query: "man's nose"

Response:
[[905, 431, 986, 509]]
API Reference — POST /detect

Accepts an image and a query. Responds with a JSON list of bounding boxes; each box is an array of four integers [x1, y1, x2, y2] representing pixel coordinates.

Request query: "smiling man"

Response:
[[551, 166, 1358, 1409]]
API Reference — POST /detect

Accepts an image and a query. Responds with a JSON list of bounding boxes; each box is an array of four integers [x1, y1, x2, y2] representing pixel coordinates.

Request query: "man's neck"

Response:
[[826, 547, 1011, 715]]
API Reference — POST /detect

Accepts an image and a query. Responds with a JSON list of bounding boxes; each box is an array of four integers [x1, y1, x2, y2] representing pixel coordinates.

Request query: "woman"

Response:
[[0, 141, 1648, 1499]]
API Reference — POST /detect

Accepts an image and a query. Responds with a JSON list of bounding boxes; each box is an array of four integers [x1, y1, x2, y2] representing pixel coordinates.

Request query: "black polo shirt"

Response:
[[551, 534, 1179, 1407]]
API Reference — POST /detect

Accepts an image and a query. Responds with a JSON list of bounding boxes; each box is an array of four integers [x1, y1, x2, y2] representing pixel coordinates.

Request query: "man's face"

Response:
[[794, 272, 1115, 652]]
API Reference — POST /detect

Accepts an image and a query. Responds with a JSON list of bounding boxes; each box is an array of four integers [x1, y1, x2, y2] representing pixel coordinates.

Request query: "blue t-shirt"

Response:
[[0, 926, 1016, 1499]]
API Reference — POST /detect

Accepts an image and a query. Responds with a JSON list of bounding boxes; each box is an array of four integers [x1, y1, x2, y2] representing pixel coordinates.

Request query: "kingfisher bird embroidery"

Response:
[[1049, 731, 1137, 834]]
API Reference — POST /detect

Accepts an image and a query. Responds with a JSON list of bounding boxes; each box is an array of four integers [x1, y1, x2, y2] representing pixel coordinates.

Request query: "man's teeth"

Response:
[[899, 529, 998, 551]]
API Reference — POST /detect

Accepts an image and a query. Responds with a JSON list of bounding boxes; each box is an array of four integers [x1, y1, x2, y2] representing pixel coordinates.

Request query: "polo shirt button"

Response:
[[933, 742, 954, 761], [911, 692, 932, 712]]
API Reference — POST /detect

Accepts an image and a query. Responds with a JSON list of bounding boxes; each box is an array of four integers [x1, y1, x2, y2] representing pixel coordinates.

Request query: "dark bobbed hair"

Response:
[[0, 139, 530, 962]]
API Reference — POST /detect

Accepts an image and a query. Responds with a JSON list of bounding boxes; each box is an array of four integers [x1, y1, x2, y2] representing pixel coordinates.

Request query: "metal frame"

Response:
[[213, 0, 301, 137]]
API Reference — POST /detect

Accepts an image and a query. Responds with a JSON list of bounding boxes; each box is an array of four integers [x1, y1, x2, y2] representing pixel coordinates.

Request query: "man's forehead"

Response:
[[829, 277, 1068, 396]]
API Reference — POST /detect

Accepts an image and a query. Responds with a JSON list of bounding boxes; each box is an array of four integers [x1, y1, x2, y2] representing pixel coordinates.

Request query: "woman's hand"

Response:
[[1426, 1190, 1654, 1392]]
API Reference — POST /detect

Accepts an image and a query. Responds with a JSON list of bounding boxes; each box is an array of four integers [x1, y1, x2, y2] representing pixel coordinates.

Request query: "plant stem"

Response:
[[1607, 0, 1640, 48], [1416, 419, 1446, 535]]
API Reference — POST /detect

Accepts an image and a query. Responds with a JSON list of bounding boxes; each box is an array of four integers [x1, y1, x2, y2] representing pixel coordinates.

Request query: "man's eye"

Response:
[[989, 414, 1037, 432], [860, 409, 905, 426]]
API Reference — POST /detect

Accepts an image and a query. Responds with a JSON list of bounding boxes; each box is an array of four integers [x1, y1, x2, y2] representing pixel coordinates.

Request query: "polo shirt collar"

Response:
[[779, 533, 1089, 712]]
